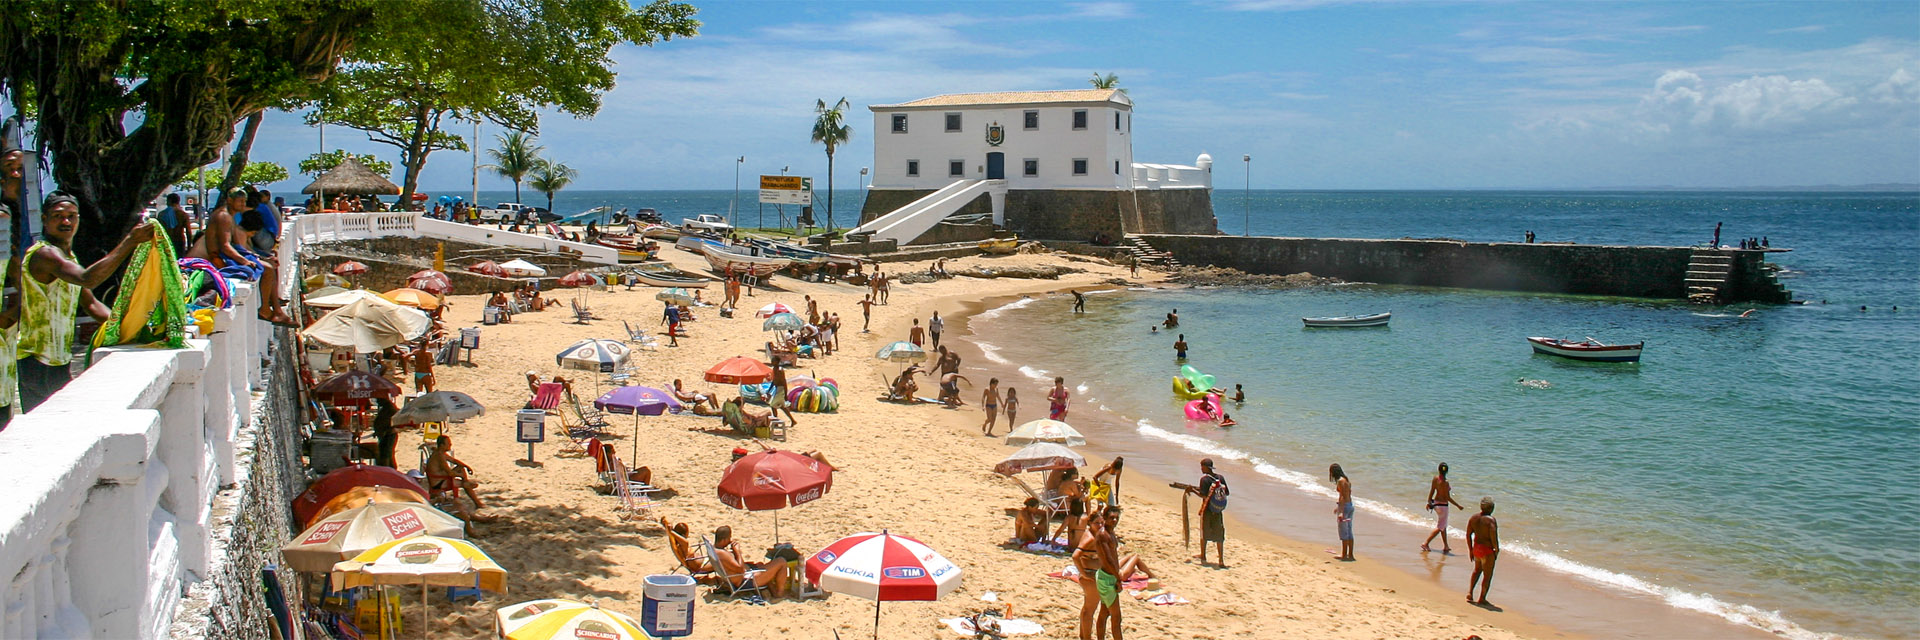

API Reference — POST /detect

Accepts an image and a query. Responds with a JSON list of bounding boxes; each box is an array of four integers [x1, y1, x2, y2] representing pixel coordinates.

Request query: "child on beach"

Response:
[[982, 378, 1001, 436], [1048, 377, 1070, 420], [1004, 388, 1019, 424]]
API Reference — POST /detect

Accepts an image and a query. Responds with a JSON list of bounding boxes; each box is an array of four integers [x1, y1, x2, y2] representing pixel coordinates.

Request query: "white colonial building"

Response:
[[854, 89, 1217, 245]]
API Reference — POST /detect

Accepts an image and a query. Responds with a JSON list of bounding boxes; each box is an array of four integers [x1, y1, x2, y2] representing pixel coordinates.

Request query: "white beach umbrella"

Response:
[[556, 338, 633, 374], [499, 259, 547, 277], [393, 391, 486, 426], [301, 296, 432, 353], [993, 442, 1085, 475], [755, 302, 795, 318], [1004, 419, 1087, 447], [804, 531, 962, 639], [303, 288, 383, 308]]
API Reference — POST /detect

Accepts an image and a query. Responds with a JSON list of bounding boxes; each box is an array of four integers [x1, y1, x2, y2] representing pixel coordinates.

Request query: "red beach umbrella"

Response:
[[717, 450, 834, 511], [406, 270, 453, 295], [292, 464, 429, 526], [467, 260, 507, 277], [704, 356, 773, 385], [333, 260, 371, 276], [311, 369, 403, 407], [558, 271, 595, 287], [804, 530, 962, 639]]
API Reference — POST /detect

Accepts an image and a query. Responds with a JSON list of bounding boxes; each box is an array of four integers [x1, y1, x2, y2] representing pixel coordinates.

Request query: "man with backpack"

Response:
[[1185, 458, 1230, 567]]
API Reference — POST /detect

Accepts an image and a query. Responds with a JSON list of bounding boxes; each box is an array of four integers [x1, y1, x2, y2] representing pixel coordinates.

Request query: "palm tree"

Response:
[[1089, 72, 1125, 94], [527, 159, 578, 216], [484, 131, 544, 204], [810, 97, 853, 231]]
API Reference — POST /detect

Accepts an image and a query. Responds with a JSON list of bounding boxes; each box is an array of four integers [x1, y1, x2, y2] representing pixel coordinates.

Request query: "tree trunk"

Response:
[[825, 149, 835, 231], [513, 180, 522, 204], [399, 105, 431, 208], [220, 111, 265, 194]]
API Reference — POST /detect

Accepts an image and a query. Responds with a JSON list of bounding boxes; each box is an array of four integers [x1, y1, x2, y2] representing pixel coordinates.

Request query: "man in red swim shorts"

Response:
[[1465, 496, 1500, 605]]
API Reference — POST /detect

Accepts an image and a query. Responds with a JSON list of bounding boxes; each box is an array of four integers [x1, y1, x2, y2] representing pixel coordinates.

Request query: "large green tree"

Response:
[[306, 0, 699, 204], [810, 97, 852, 231], [1, 0, 377, 259], [177, 162, 289, 191]]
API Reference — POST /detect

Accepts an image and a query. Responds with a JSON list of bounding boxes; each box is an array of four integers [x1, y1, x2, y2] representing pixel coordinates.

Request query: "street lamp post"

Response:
[[858, 167, 868, 230], [1242, 154, 1252, 237], [730, 156, 744, 221]]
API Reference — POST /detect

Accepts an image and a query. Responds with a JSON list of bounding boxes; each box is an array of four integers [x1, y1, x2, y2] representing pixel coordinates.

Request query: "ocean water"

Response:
[[964, 190, 1919, 639], [456, 189, 871, 230]]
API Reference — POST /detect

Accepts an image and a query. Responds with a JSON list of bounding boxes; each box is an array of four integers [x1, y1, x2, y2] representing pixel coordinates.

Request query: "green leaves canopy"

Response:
[[300, 150, 393, 178]]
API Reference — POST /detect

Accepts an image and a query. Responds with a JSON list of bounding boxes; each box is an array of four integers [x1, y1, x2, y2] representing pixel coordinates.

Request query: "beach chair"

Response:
[[570, 298, 596, 324], [528, 382, 565, 412], [671, 537, 716, 581], [608, 455, 660, 521], [566, 390, 610, 427], [702, 536, 769, 600], [621, 321, 661, 351], [1007, 475, 1069, 523]]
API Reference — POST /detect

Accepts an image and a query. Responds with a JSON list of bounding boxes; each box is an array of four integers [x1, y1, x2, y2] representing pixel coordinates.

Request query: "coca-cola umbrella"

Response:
[[558, 271, 595, 287], [805, 530, 962, 639], [468, 260, 508, 277], [310, 369, 403, 408], [333, 260, 370, 276], [406, 270, 453, 296], [292, 463, 428, 525], [717, 449, 833, 542]]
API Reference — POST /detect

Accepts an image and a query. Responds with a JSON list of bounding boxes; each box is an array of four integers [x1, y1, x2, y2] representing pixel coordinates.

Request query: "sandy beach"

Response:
[[406, 245, 1555, 639]]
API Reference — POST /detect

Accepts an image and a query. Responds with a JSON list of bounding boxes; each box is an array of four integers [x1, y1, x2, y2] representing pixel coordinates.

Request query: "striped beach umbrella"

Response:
[[495, 599, 648, 640], [754, 302, 794, 318], [281, 502, 464, 573], [874, 341, 927, 363], [762, 312, 806, 332], [557, 338, 632, 374], [805, 531, 961, 639]]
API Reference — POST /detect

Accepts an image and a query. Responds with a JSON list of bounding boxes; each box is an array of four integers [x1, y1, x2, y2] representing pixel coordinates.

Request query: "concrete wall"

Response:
[[870, 103, 1133, 190], [302, 234, 570, 293], [1139, 235, 1789, 302], [861, 188, 1217, 243], [293, 212, 618, 264]]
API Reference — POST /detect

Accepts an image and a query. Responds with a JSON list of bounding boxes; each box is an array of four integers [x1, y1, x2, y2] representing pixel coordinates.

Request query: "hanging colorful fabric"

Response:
[[90, 235, 190, 358]]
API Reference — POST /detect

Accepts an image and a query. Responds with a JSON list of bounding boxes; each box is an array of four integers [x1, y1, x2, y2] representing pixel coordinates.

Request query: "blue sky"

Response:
[[242, 0, 1920, 192]]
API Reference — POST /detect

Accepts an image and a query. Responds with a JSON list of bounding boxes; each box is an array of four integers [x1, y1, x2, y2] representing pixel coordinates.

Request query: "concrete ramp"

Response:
[[851, 179, 1003, 245]]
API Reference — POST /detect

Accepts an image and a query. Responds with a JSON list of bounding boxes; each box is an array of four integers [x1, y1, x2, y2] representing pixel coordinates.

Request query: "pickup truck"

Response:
[[477, 202, 554, 224], [681, 214, 733, 233]]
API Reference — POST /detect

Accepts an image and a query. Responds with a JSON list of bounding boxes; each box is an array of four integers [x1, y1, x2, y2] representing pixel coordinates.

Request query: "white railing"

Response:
[[1132, 162, 1211, 189], [852, 179, 1006, 245], [0, 280, 270, 639], [293, 212, 619, 264]]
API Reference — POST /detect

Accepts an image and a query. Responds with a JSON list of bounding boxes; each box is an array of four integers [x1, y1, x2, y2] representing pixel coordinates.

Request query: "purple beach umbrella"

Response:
[[595, 385, 684, 461]]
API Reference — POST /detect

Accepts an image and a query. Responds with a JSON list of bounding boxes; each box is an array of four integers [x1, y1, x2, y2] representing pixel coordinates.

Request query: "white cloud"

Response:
[[1637, 70, 1861, 135], [1065, 2, 1137, 19], [1767, 25, 1827, 35]]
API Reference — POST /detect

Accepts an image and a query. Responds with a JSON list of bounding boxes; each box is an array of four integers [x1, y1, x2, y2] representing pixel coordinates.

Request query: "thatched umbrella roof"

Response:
[[301, 157, 400, 195]]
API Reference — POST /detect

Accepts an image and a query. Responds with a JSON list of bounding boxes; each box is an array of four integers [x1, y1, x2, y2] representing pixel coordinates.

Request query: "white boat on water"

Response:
[[699, 244, 790, 277], [1302, 312, 1391, 328], [1526, 337, 1643, 363]]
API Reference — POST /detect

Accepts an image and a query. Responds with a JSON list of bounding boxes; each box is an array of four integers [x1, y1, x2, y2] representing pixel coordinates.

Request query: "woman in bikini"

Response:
[[1072, 508, 1109, 640], [1004, 388, 1019, 424], [1048, 376, 1070, 420]]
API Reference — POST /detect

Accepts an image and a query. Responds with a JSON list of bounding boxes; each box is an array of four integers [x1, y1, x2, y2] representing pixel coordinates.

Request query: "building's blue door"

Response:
[[986, 153, 1004, 180]]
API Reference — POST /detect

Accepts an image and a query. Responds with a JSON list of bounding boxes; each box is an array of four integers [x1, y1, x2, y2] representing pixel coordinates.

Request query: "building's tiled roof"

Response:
[[872, 89, 1130, 110]]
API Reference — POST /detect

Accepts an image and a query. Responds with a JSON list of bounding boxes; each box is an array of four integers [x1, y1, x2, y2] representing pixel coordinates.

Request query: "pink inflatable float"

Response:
[[1184, 393, 1225, 422]]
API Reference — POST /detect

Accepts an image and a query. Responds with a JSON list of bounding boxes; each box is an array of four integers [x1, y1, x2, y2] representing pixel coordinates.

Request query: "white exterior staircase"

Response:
[[849, 179, 1005, 246]]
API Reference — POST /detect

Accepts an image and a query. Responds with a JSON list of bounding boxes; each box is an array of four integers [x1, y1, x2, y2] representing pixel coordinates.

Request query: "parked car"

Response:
[[477, 202, 556, 223], [681, 214, 733, 234]]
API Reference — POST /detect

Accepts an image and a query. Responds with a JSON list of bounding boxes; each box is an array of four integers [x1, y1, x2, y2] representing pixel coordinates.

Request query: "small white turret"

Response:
[[1196, 152, 1213, 172]]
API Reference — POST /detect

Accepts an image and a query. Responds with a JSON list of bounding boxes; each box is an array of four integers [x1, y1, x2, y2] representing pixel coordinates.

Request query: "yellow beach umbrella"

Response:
[[333, 535, 507, 640], [382, 287, 442, 310], [280, 501, 462, 573], [305, 273, 350, 289], [494, 599, 648, 640]]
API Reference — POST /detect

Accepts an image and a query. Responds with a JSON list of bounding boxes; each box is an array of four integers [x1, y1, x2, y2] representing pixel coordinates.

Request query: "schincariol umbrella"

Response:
[[762, 312, 805, 332], [331, 535, 507, 640], [1004, 419, 1087, 447], [993, 442, 1086, 475], [281, 502, 464, 573], [556, 338, 632, 374], [754, 302, 794, 318], [495, 599, 650, 640], [654, 287, 696, 306], [704, 356, 772, 385], [392, 391, 485, 426], [805, 531, 962, 639], [717, 449, 834, 542]]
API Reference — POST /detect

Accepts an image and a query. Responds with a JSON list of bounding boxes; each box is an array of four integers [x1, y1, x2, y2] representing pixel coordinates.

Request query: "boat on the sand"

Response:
[[978, 238, 1018, 254], [1526, 337, 1643, 363], [1302, 312, 1391, 328], [698, 243, 790, 277], [632, 263, 712, 288]]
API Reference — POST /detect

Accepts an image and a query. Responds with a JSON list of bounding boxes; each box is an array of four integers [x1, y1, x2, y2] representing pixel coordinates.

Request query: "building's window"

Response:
[[949, 160, 965, 177], [1126, 114, 1131, 132], [891, 114, 908, 133], [1115, 112, 1122, 130], [1023, 159, 1038, 177], [1072, 110, 1088, 130], [1115, 160, 1121, 175], [945, 113, 962, 132], [1023, 110, 1039, 130], [1073, 158, 1088, 176], [906, 160, 919, 177]]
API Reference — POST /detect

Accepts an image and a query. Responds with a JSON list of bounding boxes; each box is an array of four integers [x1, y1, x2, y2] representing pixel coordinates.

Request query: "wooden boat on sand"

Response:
[[1302, 312, 1391, 328], [640, 224, 682, 241], [699, 244, 790, 278], [632, 263, 711, 288], [1526, 337, 1643, 363], [978, 238, 1019, 254], [593, 233, 654, 263]]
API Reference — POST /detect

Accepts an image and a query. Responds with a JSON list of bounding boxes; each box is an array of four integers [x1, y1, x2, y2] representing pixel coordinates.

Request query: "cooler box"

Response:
[[483, 307, 502, 325], [641, 574, 695, 637]]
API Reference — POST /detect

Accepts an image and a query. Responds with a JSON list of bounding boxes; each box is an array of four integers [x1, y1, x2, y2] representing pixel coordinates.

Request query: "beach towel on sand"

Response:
[[1047, 566, 1150, 590]]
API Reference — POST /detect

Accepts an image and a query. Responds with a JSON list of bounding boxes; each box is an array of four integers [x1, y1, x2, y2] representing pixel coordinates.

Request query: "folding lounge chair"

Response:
[[703, 537, 769, 600], [566, 391, 610, 428], [671, 537, 716, 581], [1006, 475, 1069, 523], [529, 382, 565, 412], [570, 298, 595, 324], [621, 321, 661, 351], [608, 455, 660, 521]]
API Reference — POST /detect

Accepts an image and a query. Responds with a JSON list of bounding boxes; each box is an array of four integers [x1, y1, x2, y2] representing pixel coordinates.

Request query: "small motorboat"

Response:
[[744, 237, 865, 270], [632, 263, 711, 288], [1302, 312, 1390, 328], [699, 244, 790, 277], [1526, 337, 1643, 363], [676, 233, 726, 254], [640, 224, 682, 241], [593, 233, 654, 263], [978, 237, 1018, 254]]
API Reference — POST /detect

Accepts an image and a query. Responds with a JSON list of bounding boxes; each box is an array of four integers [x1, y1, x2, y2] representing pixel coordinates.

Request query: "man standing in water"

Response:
[[1164, 309, 1179, 328], [1423, 462, 1465, 553], [1466, 497, 1500, 605], [1331, 463, 1355, 561], [1071, 290, 1086, 313], [1174, 334, 1188, 361]]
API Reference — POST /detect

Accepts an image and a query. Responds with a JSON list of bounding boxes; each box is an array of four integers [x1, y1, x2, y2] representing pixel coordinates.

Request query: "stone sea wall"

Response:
[[1139, 235, 1791, 303], [860, 188, 1217, 243]]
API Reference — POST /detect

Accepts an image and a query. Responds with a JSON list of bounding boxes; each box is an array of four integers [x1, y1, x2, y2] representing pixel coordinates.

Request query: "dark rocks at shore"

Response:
[[950, 263, 1086, 280], [1165, 265, 1343, 288]]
